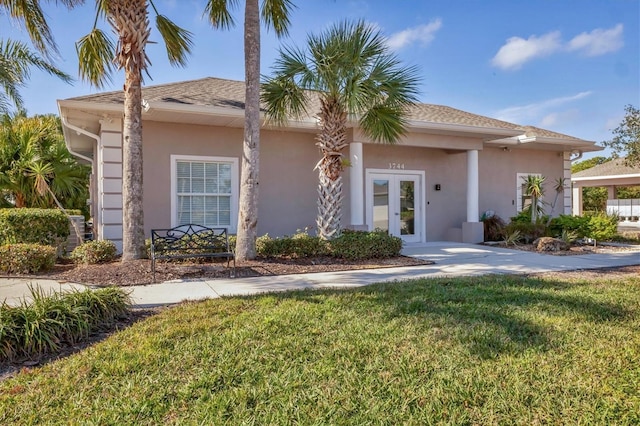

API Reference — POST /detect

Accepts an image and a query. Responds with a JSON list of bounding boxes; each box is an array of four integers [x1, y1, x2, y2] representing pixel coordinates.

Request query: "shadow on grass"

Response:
[[265, 274, 631, 359]]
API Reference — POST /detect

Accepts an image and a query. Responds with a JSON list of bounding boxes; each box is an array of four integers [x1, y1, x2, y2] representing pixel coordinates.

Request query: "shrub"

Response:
[[0, 208, 69, 246], [549, 213, 618, 242], [329, 230, 402, 260], [0, 287, 130, 361], [256, 231, 328, 258], [0, 244, 56, 273], [482, 214, 506, 241], [583, 213, 618, 243], [503, 221, 548, 244], [71, 240, 117, 264]]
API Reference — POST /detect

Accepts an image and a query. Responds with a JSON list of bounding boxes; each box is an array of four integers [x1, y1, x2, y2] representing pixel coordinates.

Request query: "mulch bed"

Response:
[[9, 256, 432, 287]]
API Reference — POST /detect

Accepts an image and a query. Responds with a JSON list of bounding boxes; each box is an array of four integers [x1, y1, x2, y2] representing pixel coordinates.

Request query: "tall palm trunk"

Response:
[[107, 0, 150, 260], [316, 97, 348, 239], [235, 0, 261, 261]]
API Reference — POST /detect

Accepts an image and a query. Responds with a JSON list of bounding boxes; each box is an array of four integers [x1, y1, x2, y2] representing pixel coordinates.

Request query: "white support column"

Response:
[[466, 149, 479, 222], [463, 149, 483, 243], [349, 142, 365, 228], [572, 185, 583, 216]]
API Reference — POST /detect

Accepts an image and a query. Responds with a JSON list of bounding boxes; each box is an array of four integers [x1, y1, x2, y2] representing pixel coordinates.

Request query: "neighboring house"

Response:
[[572, 158, 640, 219], [58, 77, 601, 251]]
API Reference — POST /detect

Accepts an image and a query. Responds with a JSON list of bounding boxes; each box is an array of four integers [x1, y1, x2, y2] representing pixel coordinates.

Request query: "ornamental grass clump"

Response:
[[0, 287, 130, 361]]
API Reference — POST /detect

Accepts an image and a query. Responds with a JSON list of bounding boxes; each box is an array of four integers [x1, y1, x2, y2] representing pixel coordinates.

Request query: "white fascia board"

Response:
[[572, 173, 640, 182]]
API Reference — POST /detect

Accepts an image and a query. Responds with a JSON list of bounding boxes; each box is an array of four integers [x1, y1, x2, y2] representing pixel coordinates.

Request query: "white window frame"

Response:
[[516, 172, 543, 214], [170, 155, 239, 233]]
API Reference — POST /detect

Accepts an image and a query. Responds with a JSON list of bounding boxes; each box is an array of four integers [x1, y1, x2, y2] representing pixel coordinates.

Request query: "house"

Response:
[[57, 77, 601, 251], [572, 158, 640, 219]]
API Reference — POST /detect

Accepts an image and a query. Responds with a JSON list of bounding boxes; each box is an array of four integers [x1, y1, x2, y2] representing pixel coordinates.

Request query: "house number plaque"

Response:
[[389, 163, 405, 170]]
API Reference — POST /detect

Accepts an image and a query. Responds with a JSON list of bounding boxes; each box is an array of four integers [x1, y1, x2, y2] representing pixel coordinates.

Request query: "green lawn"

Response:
[[1, 273, 639, 425]]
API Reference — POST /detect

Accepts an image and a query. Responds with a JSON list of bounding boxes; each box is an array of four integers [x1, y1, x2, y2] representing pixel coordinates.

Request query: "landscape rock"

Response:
[[533, 237, 569, 252]]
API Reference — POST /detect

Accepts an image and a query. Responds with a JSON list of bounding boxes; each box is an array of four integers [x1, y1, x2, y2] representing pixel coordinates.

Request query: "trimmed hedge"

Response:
[[253, 229, 403, 260], [256, 232, 329, 258], [0, 244, 57, 273], [0, 208, 70, 246], [71, 240, 118, 265], [329, 230, 403, 260], [549, 213, 618, 242]]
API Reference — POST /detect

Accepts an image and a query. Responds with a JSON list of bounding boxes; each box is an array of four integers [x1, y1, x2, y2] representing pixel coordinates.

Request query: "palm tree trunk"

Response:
[[108, 0, 150, 261], [235, 0, 261, 261], [316, 97, 348, 239]]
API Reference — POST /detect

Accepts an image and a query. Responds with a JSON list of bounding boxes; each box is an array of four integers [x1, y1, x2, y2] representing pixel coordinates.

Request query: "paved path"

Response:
[[2, 242, 639, 308]]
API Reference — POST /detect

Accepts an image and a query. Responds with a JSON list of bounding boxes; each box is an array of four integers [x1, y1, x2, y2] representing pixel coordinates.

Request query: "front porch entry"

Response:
[[365, 169, 424, 243]]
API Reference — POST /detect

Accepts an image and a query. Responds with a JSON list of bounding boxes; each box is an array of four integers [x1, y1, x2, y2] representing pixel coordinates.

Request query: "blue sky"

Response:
[[5, 0, 639, 159]]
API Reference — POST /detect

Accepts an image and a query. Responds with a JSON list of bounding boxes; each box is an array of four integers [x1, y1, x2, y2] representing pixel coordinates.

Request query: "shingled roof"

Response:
[[573, 158, 640, 178], [65, 77, 587, 141]]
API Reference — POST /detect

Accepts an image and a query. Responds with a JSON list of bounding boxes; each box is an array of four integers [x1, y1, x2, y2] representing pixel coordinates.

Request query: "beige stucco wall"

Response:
[[142, 121, 321, 238], [138, 120, 565, 241]]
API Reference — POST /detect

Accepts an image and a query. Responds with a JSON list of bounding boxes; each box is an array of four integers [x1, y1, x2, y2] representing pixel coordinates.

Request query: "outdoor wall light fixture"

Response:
[[501, 146, 511, 152], [435, 184, 441, 191]]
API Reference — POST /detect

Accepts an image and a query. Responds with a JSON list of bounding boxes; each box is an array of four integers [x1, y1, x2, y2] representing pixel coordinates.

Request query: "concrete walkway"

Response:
[[2, 242, 639, 308]]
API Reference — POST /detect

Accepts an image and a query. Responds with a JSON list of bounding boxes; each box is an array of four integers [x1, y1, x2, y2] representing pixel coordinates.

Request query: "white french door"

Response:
[[366, 171, 423, 243]]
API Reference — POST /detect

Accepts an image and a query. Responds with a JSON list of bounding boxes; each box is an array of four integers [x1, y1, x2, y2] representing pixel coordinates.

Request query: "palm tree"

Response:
[[522, 174, 546, 223], [0, 113, 89, 208], [205, 0, 294, 261], [262, 20, 421, 239], [0, 0, 76, 113], [76, 0, 193, 261]]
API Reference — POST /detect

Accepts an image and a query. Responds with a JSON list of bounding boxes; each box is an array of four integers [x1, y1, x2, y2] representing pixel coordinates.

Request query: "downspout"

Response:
[[61, 116, 100, 241]]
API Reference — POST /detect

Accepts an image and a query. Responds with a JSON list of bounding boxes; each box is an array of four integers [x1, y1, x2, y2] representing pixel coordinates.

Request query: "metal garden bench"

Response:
[[150, 224, 235, 282]]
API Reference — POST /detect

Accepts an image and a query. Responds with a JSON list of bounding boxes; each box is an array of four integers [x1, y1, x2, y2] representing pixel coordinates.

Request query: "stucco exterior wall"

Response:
[[137, 120, 565, 242], [141, 121, 322, 238]]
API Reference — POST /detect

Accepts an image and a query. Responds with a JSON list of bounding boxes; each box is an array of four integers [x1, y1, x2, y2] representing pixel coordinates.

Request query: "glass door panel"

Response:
[[399, 180, 415, 236], [373, 179, 389, 231]]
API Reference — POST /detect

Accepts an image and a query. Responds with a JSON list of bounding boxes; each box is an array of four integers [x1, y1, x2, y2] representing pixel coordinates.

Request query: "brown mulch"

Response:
[[15, 256, 432, 287]]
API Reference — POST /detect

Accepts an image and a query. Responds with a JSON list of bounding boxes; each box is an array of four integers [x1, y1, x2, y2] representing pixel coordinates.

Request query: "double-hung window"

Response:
[[171, 155, 238, 231]]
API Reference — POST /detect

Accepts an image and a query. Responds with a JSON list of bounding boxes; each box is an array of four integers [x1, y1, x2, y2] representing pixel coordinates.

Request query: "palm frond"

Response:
[[0, 39, 72, 112], [76, 29, 115, 88], [261, 76, 308, 126], [155, 15, 193, 67], [1, 0, 56, 56], [205, 0, 239, 30], [261, 0, 295, 36]]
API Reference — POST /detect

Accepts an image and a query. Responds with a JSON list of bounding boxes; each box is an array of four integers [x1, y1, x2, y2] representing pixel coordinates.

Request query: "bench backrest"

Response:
[[151, 224, 230, 255]]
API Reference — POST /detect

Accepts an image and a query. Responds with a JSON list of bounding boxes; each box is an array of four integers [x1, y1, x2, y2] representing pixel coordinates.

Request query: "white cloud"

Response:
[[386, 19, 442, 50], [496, 91, 592, 124], [492, 23, 624, 70], [567, 24, 624, 56], [491, 31, 562, 70]]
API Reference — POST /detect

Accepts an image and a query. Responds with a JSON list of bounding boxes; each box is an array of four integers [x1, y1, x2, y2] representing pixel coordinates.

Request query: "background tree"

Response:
[[602, 104, 640, 167], [262, 20, 420, 239], [0, 0, 75, 113], [572, 157, 609, 212], [205, 0, 294, 261], [0, 113, 89, 210], [76, 0, 193, 261]]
